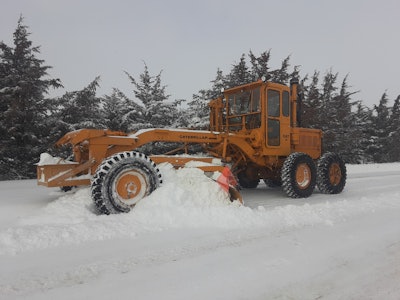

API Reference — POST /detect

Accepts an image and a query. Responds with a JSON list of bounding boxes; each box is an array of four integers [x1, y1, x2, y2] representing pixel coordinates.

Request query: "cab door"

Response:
[[265, 87, 291, 155]]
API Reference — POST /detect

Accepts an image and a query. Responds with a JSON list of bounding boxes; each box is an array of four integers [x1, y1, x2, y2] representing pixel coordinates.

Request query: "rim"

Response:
[[296, 163, 311, 189], [112, 169, 148, 206], [329, 163, 342, 186]]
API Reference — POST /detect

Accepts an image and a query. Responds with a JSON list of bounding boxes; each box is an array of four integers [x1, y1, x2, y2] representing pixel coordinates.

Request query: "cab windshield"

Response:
[[226, 87, 261, 131]]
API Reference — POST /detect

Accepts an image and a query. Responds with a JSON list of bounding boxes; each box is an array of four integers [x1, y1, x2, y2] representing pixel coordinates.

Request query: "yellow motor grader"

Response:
[[37, 78, 346, 214]]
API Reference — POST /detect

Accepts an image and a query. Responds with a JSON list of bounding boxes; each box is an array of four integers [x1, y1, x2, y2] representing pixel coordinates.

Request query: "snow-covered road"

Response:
[[0, 163, 399, 299]]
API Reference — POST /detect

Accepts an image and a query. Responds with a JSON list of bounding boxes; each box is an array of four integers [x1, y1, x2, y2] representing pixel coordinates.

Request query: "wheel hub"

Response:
[[296, 163, 311, 189], [113, 170, 147, 205], [329, 163, 342, 186], [125, 181, 138, 197]]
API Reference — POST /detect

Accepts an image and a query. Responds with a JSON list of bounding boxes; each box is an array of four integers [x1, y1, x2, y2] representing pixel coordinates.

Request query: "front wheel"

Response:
[[281, 152, 317, 198], [91, 151, 162, 215], [317, 152, 346, 194]]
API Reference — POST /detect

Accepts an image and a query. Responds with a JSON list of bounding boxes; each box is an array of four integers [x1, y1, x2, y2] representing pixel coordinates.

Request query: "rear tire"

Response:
[[281, 152, 316, 198], [317, 152, 346, 194], [91, 151, 162, 215]]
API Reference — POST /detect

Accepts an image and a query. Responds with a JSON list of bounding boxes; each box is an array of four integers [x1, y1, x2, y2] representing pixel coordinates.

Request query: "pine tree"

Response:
[[125, 63, 176, 129], [388, 95, 400, 161], [329, 75, 358, 162], [102, 88, 139, 132], [170, 98, 188, 128], [225, 54, 252, 87], [0, 16, 62, 179], [317, 70, 339, 153], [249, 49, 271, 81], [55, 77, 103, 131], [353, 102, 374, 163], [188, 89, 211, 129], [270, 55, 291, 84], [188, 69, 224, 129], [302, 72, 359, 162], [302, 71, 322, 129], [123, 64, 184, 154], [366, 92, 391, 163]]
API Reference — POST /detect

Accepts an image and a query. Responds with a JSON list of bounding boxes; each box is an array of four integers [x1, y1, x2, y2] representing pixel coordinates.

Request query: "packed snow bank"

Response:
[[1, 163, 400, 300], [1, 163, 399, 255], [347, 162, 400, 174]]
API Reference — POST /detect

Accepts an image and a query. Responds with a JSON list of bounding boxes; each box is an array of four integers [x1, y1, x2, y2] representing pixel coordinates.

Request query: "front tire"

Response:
[[91, 151, 162, 215], [281, 152, 317, 198], [317, 152, 346, 194]]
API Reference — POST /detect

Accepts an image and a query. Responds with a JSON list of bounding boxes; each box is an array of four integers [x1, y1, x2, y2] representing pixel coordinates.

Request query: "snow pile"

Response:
[[347, 162, 400, 174], [37, 153, 75, 165], [1, 163, 399, 255], [0, 163, 240, 254]]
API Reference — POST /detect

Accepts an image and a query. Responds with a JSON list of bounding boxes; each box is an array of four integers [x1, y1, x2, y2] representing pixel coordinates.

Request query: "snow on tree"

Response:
[[102, 88, 143, 132], [125, 63, 178, 130], [55, 77, 104, 131], [187, 69, 224, 129], [0, 16, 62, 179], [123, 63, 182, 154]]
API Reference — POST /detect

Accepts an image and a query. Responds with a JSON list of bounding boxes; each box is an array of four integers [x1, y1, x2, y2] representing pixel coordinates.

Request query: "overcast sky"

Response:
[[1, 0, 399, 107]]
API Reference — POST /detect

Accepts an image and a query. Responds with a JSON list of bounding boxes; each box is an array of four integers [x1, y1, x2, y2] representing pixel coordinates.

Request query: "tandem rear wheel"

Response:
[[281, 152, 346, 198]]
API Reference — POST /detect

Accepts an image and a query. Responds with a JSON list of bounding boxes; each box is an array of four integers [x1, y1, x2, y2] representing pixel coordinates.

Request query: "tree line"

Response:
[[1, 18, 399, 180]]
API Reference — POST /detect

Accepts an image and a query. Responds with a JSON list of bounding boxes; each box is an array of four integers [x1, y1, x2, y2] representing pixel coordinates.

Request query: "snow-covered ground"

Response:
[[0, 163, 399, 299]]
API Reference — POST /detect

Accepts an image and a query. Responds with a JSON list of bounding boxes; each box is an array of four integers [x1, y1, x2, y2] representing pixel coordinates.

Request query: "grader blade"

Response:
[[199, 166, 243, 204]]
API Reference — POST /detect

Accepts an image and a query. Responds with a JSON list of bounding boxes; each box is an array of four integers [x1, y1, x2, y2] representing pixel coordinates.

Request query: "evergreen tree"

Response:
[[102, 88, 141, 132], [318, 70, 339, 153], [270, 55, 291, 84], [55, 77, 104, 131], [187, 69, 224, 129], [329, 75, 358, 162], [353, 101, 374, 163], [170, 98, 188, 128], [302, 71, 322, 129], [302, 72, 360, 162], [225, 54, 252, 88], [188, 89, 211, 129], [0, 16, 61, 179], [125, 63, 177, 129], [249, 49, 271, 81], [123, 64, 184, 154], [366, 92, 391, 163], [388, 95, 400, 161]]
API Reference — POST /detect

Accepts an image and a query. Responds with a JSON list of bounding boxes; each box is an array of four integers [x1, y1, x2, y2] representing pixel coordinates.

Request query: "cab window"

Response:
[[282, 90, 289, 117], [268, 119, 280, 146], [267, 90, 280, 117], [226, 87, 261, 131]]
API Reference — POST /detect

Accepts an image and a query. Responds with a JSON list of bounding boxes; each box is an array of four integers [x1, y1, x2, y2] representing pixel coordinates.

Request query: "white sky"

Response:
[[1, 0, 399, 107]]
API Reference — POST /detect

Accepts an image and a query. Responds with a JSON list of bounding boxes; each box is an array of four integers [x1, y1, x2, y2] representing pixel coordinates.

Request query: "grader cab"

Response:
[[37, 78, 346, 214]]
